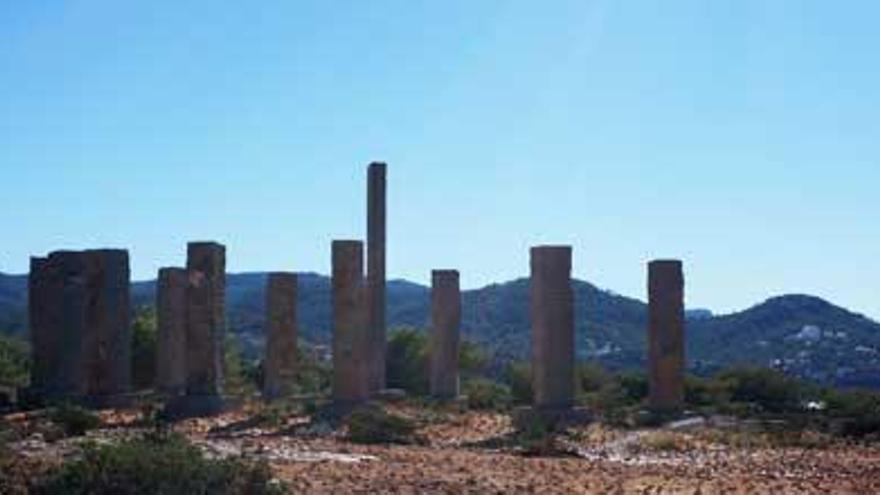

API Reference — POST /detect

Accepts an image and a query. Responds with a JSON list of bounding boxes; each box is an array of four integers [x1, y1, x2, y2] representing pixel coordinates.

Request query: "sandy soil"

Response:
[[4, 404, 880, 494]]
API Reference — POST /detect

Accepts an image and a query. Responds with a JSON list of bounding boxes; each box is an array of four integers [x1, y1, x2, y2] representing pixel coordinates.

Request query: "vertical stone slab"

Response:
[[28, 257, 50, 394], [49, 251, 90, 398], [648, 259, 685, 412], [157, 268, 187, 395], [367, 161, 387, 393], [82, 249, 132, 399], [186, 242, 226, 396], [332, 240, 370, 404], [264, 272, 298, 400], [430, 270, 461, 400], [530, 246, 574, 410]]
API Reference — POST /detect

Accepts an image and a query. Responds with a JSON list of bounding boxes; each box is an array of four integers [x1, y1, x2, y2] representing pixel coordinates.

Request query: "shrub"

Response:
[[716, 367, 807, 414], [345, 406, 416, 445], [34, 432, 282, 494], [630, 431, 693, 454], [503, 362, 532, 405], [294, 347, 331, 395], [386, 328, 429, 395], [459, 340, 489, 378], [0, 333, 29, 389], [131, 307, 157, 390], [824, 388, 880, 438], [48, 403, 101, 437], [463, 378, 511, 411]]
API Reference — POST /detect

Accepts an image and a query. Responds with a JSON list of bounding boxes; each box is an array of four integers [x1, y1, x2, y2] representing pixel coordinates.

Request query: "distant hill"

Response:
[[2, 272, 879, 387]]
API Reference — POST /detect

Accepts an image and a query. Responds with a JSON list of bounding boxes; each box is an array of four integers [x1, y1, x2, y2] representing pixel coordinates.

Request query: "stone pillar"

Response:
[[81, 249, 132, 399], [28, 250, 131, 405], [157, 267, 187, 395], [185, 242, 226, 397], [530, 246, 574, 410], [367, 161, 387, 393], [332, 240, 370, 404], [264, 272, 298, 400], [648, 259, 685, 412], [28, 257, 50, 395], [430, 270, 461, 400]]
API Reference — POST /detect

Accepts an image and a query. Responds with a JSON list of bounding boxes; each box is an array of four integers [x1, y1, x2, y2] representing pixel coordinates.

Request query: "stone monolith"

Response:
[[367, 161, 387, 394], [264, 272, 298, 400], [332, 240, 370, 405], [647, 259, 685, 412], [430, 270, 461, 400], [185, 242, 226, 397], [530, 246, 574, 410], [157, 267, 187, 395]]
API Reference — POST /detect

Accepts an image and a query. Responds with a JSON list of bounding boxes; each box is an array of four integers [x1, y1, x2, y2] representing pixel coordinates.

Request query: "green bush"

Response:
[[34, 432, 282, 494], [503, 361, 532, 405], [463, 378, 511, 411], [386, 328, 429, 395], [345, 406, 416, 445], [131, 307, 157, 390], [294, 347, 331, 395], [48, 403, 101, 437], [716, 367, 807, 414], [224, 335, 259, 395], [824, 388, 880, 438], [0, 333, 29, 389]]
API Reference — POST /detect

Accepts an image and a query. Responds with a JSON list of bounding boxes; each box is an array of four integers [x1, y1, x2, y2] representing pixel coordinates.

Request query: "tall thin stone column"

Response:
[[185, 242, 226, 397], [157, 268, 187, 395], [332, 240, 370, 405], [264, 272, 298, 400], [647, 259, 685, 412], [530, 246, 574, 410], [367, 161, 387, 393], [430, 270, 461, 400], [28, 257, 50, 395], [51, 251, 89, 398]]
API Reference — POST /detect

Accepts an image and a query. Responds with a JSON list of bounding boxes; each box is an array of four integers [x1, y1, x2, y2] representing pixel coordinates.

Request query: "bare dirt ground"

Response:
[[4, 403, 880, 494]]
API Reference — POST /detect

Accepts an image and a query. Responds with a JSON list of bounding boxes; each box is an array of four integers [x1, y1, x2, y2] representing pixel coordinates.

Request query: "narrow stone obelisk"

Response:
[[332, 240, 370, 405], [430, 270, 461, 400], [28, 257, 51, 397], [264, 272, 298, 400], [157, 267, 187, 395], [366, 161, 387, 394], [647, 259, 685, 412], [185, 242, 226, 398], [530, 246, 574, 410]]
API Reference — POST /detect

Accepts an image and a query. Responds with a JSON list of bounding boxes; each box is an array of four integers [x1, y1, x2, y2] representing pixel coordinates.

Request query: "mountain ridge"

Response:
[[1, 271, 878, 387]]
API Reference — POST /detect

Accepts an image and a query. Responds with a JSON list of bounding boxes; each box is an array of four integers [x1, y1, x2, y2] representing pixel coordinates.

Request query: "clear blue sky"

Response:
[[1, 1, 878, 319]]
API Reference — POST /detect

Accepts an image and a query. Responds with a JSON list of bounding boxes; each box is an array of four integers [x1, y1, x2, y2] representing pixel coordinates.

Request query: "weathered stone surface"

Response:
[[185, 242, 226, 396], [530, 246, 574, 410], [157, 267, 187, 395], [366, 161, 387, 394], [28, 257, 50, 395], [27, 249, 131, 404], [430, 270, 461, 400], [81, 249, 132, 399], [648, 259, 685, 412], [264, 272, 298, 400], [332, 240, 370, 404]]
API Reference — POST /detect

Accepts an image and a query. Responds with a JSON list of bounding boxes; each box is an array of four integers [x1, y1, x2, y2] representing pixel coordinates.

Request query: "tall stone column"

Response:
[[157, 267, 187, 395], [430, 270, 461, 400], [28, 257, 50, 395], [332, 240, 370, 405], [264, 272, 298, 400], [648, 259, 685, 412], [82, 249, 132, 399], [49, 251, 90, 398], [367, 161, 387, 393], [530, 246, 574, 410], [185, 242, 226, 397]]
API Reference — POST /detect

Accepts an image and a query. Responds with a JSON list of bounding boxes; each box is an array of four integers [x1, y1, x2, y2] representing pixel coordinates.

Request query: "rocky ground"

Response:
[[3, 402, 880, 494]]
